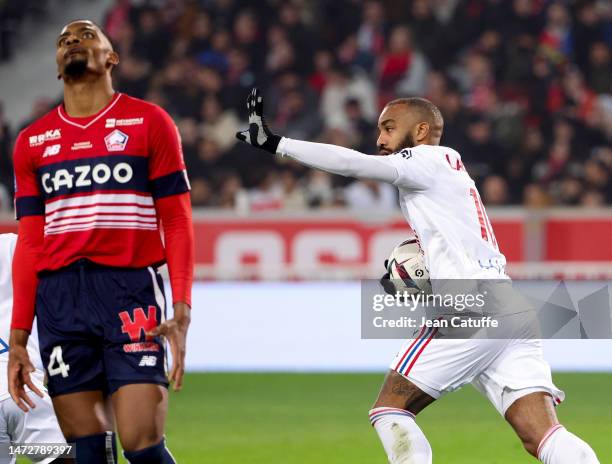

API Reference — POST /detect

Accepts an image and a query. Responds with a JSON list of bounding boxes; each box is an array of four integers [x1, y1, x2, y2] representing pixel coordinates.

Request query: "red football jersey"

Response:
[[13, 92, 190, 271]]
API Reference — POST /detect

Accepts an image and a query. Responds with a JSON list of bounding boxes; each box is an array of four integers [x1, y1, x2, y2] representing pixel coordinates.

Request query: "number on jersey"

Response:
[[48, 345, 70, 378], [470, 188, 498, 249]]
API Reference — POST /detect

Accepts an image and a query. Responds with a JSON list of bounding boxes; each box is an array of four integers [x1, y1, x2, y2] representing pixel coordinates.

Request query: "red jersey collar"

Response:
[[57, 92, 122, 129]]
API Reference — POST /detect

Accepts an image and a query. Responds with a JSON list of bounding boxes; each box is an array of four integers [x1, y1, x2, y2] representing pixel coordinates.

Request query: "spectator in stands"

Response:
[[190, 178, 213, 208], [482, 175, 509, 206], [215, 170, 248, 211], [0, 0, 49, 61], [392, 27, 430, 98], [557, 177, 584, 205], [378, 25, 413, 92], [524, 183, 552, 208], [200, 95, 240, 151], [356, 1, 386, 61], [2, 0, 611, 211], [320, 67, 376, 131], [309, 50, 334, 95], [272, 89, 322, 141], [248, 171, 284, 212], [587, 41, 612, 94], [305, 170, 336, 208], [344, 179, 397, 212], [115, 56, 151, 99], [279, 170, 307, 210], [0, 103, 12, 193], [344, 98, 376, 154], [583, 159, 611, 201]]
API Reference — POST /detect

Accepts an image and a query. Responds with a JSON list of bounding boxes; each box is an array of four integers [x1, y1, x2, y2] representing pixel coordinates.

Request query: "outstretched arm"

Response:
[[276, 137, 400, 183], [236, 88, 400, 184]]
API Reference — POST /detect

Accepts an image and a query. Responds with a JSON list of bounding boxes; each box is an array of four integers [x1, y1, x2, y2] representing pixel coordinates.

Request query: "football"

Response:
[[386, 238, 432, 294]]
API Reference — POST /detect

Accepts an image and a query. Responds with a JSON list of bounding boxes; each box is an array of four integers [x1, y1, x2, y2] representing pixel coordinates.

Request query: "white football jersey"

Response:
[[386, 145, 508, 279], [0, 234, 44, 400], [279, 138, 508, 279]]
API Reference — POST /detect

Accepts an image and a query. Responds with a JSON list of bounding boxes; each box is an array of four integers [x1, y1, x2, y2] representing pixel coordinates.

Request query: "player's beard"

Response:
[[399, 132, 416, 150], [63, 57, 89, 79], [378, 132, 416, 156]]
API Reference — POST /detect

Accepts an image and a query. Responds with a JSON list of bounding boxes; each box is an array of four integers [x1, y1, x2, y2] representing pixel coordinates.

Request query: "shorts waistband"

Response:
[[38, 259, 161, 278]]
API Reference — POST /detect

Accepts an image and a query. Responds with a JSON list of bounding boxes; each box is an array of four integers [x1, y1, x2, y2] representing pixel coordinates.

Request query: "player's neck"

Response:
[[63, 78, 115, 118]]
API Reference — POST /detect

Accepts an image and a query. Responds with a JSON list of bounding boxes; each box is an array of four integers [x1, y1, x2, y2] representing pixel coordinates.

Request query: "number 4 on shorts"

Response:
[[47, 346, 70, 377]]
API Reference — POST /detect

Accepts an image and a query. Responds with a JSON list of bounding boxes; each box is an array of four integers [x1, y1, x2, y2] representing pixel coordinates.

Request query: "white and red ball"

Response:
[[386, 238, 432, 294]]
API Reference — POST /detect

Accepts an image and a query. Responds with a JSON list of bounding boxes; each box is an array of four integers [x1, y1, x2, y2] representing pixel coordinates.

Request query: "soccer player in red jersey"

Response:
[[9, 20, 193, 463]]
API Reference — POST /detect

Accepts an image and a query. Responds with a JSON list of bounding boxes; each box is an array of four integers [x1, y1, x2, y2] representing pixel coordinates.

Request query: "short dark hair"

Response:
[[386, 97, 443, 127]]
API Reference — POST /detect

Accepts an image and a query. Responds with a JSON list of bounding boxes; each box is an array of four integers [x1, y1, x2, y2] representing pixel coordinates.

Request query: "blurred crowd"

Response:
[[0, 0, 49, 61], [1, 0, 612, 212]]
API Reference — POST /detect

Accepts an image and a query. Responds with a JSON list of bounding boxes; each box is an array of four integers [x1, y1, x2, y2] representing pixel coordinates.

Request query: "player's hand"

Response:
[[379, 259, 397, 296], [235, 87, 282, 154], [8, 330, 44, 412], [147, 302, 191, 392]]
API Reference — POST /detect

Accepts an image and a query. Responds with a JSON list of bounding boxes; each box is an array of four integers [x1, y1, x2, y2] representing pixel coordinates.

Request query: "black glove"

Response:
[[379, 259, 396, 295], [235, 87, 282, 154]]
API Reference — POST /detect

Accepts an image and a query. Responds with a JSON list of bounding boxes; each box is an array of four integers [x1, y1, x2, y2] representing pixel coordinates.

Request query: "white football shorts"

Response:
[[390, 329, 564, 416]]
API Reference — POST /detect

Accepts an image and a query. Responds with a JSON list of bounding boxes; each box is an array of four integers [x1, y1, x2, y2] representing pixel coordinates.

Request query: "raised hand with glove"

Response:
[[235, 87, 281, 154]]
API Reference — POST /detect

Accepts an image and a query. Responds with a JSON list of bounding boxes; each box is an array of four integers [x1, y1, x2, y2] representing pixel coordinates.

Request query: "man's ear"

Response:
[[107, 51, 120, 68], [416, 122, 430, 142]]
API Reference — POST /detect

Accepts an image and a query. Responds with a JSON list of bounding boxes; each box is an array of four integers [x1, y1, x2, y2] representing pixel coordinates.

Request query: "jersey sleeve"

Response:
[[11, 216, 44, 332], [155, 192, 194, 307], [386, 147, 437, 191], [277, 138, 400, 183], [13, 132, 44, 219], [147, 105, 191, 199]]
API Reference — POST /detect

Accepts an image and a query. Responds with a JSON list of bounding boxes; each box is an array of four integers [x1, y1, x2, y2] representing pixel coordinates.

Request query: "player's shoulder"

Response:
[[407, 145, 464, 169], [390, 144, 458, 163], [17, 104, 63, 142], [411, 144, 461, 157], [119, 93, 172, 120]]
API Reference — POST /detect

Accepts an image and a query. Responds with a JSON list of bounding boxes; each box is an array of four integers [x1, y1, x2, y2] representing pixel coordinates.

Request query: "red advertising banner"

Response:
[[2, 209, 611, 279]]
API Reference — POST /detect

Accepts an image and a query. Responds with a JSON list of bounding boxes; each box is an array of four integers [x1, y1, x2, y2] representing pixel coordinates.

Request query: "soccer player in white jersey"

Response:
[[0, 234, 67, 464], [236, 88, 599, 464]]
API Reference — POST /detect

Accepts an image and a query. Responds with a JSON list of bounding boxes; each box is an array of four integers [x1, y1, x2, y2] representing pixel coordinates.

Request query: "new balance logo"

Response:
[[42, 144, 61, 157], [139, 355, 157, 367]]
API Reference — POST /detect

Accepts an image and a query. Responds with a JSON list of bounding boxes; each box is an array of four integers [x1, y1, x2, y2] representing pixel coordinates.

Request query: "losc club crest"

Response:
[[104, 129, 129, 152]]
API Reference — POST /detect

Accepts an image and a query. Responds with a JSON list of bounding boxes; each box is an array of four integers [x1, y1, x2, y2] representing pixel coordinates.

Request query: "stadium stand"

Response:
[[0, 0, 611, 211]]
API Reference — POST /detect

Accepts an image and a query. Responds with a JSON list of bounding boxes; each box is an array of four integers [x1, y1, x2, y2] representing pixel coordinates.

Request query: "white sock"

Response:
[[538, 425, 599, 464], [369, 407, 432, 464]]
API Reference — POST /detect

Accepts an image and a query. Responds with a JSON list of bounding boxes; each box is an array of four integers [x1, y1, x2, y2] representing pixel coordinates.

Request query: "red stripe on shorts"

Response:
[[394, 325, 428, 372], [404, 327, 438, 375]]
